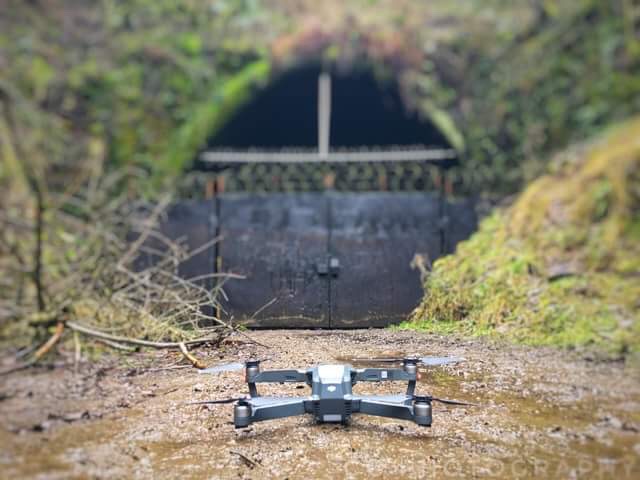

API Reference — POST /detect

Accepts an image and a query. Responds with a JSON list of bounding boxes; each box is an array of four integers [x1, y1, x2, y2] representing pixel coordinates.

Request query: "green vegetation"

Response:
[[458, 1, 640, 193], [0, 1, 638, 352], [2, 1, 637, 195], [157, 59, 270, 183], [405, 118, 640, 355]]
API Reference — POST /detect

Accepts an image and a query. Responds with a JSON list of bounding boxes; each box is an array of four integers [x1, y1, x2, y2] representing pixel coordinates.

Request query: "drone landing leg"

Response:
[[406, 379, 416, 397]]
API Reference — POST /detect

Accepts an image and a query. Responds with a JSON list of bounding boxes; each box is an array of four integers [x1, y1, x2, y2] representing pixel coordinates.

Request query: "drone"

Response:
[[189, 356, 473, 428]]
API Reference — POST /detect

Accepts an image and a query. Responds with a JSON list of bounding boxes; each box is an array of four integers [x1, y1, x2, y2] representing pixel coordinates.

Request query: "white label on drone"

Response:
[[381, 371, 388, 379], [327, 385, 337, 392]]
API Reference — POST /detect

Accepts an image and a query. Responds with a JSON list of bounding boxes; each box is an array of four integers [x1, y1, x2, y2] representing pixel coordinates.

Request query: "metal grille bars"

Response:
[[199, 147, 457, 164]]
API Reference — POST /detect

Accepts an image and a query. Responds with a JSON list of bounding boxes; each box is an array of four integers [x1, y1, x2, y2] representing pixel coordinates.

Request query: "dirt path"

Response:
[[1, 330, 639, 479]]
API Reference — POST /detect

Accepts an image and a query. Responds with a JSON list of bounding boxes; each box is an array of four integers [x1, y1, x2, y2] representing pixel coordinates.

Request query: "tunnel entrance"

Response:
[[161, 64, 477, 328], [207, 64, 451, 150]]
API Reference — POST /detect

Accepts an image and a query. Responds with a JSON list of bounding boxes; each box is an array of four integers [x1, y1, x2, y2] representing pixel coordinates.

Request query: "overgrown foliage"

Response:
[[2, 1, 636, 196], [406, 118, 640, 355], [0, 1, 638, 356], [457, 0, 640, 193], [0, 168, 231, 354]]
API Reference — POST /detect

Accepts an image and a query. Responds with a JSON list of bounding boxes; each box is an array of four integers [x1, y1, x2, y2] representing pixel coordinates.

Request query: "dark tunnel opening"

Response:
[[175, 64, 478, 329], [206, 64, 452, 149]]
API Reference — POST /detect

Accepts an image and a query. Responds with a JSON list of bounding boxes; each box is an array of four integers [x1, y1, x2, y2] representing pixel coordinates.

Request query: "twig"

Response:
[[0, 322, 65, 375], [249, 297, 278, 321], [116, 195, 171, 269], [230, 450, 260, 469], [178, 342, 207, 369], [93, 338, 136, 352], [66, 320, 218, 349], [33, 322, 65, 360], [0, 362, 36, 376], [73, 330, 81, 373], [32, 176, 46, 312]]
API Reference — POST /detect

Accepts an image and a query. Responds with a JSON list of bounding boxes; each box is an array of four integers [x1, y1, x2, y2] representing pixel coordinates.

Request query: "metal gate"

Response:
[[159, 191, 476, 328]]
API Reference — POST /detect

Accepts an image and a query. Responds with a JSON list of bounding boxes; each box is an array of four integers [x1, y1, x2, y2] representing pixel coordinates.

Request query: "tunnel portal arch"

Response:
[[163, 64, 478, 328], [206, 63, 452, 151]]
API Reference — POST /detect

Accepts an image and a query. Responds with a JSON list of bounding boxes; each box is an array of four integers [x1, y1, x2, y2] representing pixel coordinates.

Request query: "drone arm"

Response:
[[353, 368, 415, 383], [246, 369, 310, 397], [235, 398, 308, 427], [354, 398, 415, 422], [250, 369, 310, 384], [352, 368, 417, 396], [354, 398, 432, 426]]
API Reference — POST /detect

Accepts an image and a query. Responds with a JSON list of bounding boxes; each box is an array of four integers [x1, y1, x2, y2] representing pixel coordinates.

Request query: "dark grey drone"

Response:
[[190, 357, 472, 428]]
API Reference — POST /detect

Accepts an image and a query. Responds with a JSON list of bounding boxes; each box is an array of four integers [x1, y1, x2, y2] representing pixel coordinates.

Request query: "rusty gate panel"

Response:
[[218, 194, 329, 328], [137, 201, 216, 280], [150, 194, 477, 328], [137, 201, 217, 317], [328, 193, 442, 328], [160, 201, 216, 282], [443, 198, 478, 255]]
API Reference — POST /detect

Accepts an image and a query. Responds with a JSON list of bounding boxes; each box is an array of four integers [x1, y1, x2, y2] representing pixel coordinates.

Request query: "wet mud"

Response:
[[1, 330, 639, 479]]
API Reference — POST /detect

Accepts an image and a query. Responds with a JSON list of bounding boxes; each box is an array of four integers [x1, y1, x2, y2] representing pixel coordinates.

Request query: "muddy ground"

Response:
[[1, 329, 639, 479]]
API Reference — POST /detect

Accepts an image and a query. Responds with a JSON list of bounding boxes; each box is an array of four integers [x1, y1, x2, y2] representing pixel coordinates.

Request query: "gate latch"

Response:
[[317, 256, 340, 278]]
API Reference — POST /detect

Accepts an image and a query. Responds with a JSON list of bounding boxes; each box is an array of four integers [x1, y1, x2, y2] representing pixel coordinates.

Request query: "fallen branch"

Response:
[[93, 338, 136, 352], [73, 330, 81, 373], [116, 195, 171, 269], [33, 321, 65, 360], [178, 342, 207, 369], [0, 322, 65, 375], [230, 450, 260, 469], [66, 320, 219, 349]]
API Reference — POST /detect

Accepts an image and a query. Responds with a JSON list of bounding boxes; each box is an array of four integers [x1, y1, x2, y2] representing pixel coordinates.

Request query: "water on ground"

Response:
[[1, 330, 639, 479]]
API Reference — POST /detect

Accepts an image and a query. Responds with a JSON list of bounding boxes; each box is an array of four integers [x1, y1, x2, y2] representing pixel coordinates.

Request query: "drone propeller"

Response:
[[198, 362, 245, 374], [430, 396, 475, 406], [413, 395, 476, 406], [416, 356, 465, 366], [350, 356, 465, 366], [199, 358, 272, 375], [186, 396, 249, 405]]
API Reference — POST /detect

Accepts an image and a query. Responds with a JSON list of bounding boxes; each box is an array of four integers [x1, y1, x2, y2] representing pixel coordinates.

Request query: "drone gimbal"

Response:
[[226, 359, 444, 428]]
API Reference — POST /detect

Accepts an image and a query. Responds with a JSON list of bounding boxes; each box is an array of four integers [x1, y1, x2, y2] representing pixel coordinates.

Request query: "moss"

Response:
[[154, 59, 270, 185], [2, 2, 636, 196], [404, 117, 640, 355]]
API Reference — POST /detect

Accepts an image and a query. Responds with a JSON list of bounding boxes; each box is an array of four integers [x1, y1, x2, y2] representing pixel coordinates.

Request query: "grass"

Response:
[[402, 117, 640, 356]]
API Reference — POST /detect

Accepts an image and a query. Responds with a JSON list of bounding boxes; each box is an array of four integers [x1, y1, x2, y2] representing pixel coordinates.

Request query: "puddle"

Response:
[[1, 332, 639, 479]]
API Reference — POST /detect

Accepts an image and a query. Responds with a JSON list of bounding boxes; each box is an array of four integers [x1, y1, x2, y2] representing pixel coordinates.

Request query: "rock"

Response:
[[600, 415, 623, 429], [547, 262, 579, 282]]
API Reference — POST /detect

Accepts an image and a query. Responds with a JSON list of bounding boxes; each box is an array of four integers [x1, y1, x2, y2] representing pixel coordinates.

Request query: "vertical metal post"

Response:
[[326, 195, 333, 329], [206, 175, 223, 322], [319, 72, 334, 327], [438, 168, 449, 255], [318, 72, 332, 159]]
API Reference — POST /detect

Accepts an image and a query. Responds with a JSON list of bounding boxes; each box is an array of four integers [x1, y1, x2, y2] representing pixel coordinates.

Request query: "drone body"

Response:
[[196, 358, 470, 428]]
